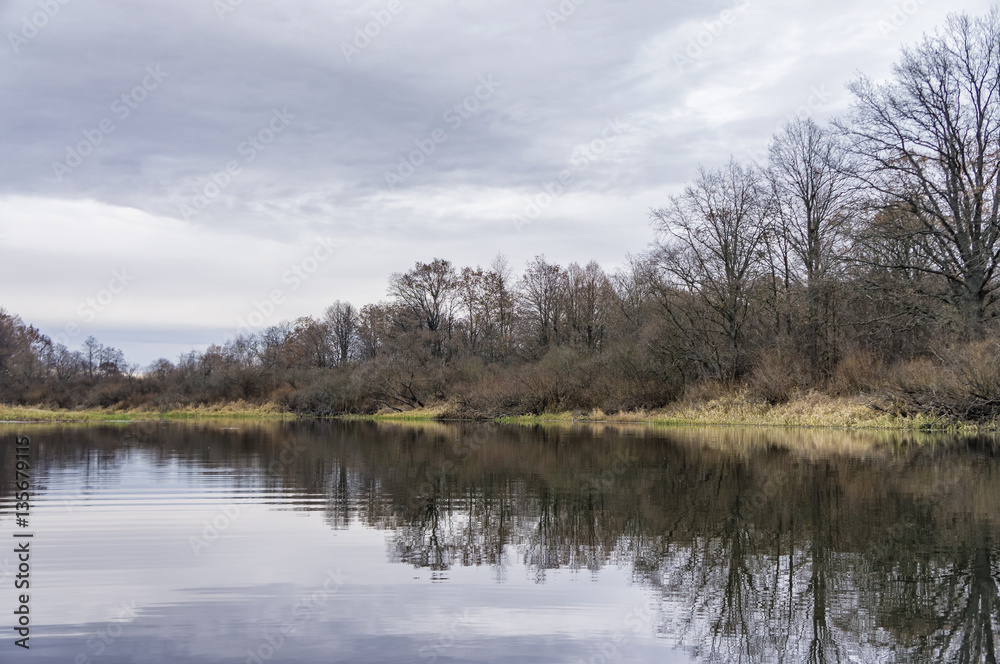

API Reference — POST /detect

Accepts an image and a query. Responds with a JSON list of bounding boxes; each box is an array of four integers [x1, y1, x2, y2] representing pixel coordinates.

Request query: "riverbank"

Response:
[[0, 391, 984, 431], [0, 401, 293, 422], [336, 392, 978, 432]]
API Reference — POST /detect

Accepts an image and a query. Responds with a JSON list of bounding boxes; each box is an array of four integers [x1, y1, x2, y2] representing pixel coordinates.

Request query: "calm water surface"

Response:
[[0, 421, 998, 663]]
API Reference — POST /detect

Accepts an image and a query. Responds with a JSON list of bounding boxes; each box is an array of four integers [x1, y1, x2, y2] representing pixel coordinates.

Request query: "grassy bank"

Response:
[[494, 393, 965, 430], [0, 401, 294, 423], [335, 404, 456, 422], [357, 391, 978, 432], [2, 391, 987, 432]]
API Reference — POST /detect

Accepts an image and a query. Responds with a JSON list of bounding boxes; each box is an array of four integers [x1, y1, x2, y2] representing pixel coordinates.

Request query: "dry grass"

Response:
[[654, 390, 947, 429], [0, 401, 293, 422], [496, 391, 964, 431], [3, 389, 979, 433], [335, 403, 459, 422]]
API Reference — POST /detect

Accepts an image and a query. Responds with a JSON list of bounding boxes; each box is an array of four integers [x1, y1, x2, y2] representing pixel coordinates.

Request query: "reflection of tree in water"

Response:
[[12, 421, 1000, 663], [386, 481, 613, 582], [367, 426, 1000, 663], [922, 529, 999, 664], [866, 515, 1000, 664]]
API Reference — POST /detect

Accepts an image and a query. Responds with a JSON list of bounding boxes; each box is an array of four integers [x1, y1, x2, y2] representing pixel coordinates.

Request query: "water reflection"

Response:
[[1, 421, 998, 663]]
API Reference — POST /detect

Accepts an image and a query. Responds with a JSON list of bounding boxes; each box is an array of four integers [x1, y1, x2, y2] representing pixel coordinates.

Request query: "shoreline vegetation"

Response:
[[0, 391, 981, 433], [0, 401, 293, 423]]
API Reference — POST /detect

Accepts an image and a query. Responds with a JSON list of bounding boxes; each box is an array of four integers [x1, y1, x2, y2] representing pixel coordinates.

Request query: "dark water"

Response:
[[0, 421, 998, 663]]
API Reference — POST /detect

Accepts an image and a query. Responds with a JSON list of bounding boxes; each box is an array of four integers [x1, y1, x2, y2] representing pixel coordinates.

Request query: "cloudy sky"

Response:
[[0, 0, 993, 367]]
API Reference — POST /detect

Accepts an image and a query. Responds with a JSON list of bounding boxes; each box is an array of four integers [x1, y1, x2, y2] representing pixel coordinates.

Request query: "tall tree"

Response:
[[289, 316, 333, 368], [650, 159, 769, 381], [483, 253, 517, 361], [457, 266, 489, 357], [838, 9, 1000, 335], [562, 261, 611, 351], [356, 303, 393, 361], [768, 118, 853, 375], [519, 256, 564, 351], [388, 259, 457, 357], [324, 301, 358, 366]]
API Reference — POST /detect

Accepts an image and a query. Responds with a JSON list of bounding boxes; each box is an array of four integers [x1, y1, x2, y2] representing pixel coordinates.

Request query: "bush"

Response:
[[885, 341, 1000, 421], [829, 350, 885, 395], [746, 351, 809, 404], [281, 370, 356, 416]]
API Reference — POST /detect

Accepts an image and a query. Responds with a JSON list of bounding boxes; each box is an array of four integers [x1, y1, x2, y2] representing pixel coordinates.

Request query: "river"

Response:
[[0, 421, 996, 663]]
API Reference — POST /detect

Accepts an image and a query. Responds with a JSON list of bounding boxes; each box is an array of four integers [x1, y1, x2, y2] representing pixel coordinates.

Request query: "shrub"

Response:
[[746, 351, 809, 404]]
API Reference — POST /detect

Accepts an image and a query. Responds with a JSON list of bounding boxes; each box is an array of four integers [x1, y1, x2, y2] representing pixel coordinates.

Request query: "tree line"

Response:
[[5, 9, 1000, 418]]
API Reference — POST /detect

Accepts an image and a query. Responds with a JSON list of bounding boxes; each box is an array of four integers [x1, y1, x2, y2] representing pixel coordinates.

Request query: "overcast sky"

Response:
[[1, 0, 994, 367]]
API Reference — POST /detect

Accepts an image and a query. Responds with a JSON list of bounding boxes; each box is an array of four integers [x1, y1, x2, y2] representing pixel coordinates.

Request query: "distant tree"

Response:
[[357, 303, 393, 361], [83, 336, 101, 379], [457, 266, 489, 357], [148, 358, 175, 381], [611, 252, 660, 336], [325, 301, 358, 366], [519, 256, 564, 351], [51, 344, 85, 382], [97, 345, 125, 377], [485, 253, 517, 360], [289, 316, 333, 369], [388, 258, 457, 357], [453, 256, 520, 362], [562, 261, 611, 351]]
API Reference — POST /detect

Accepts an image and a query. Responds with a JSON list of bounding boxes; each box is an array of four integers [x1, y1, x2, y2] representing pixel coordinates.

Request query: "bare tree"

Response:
[[290, 316, 333, 368], [651, 159, 769, 381], [768, 118, 853, 375], [457, 266, 488, 357], [357, 303, 393, 361], [562, 261, 611, 351], [324, 301, 358, 366], [388, 259, 457, 357], [519, 256, 564, 351], [484, 253, 517, 360], [83, 336, 101, 379], [611, 252, 660, 336], [837, 9, 1000, 335]]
